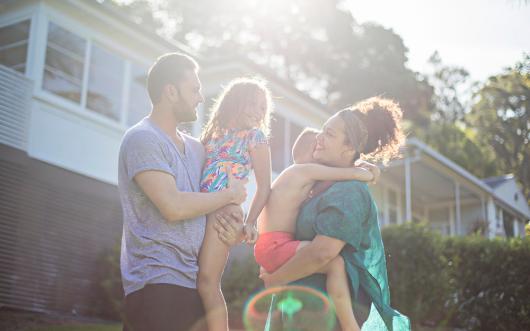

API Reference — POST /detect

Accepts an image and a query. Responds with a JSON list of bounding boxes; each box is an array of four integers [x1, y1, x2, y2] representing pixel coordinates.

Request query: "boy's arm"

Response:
[[296, 163, 374, 183], [134, 169, 247, 223]]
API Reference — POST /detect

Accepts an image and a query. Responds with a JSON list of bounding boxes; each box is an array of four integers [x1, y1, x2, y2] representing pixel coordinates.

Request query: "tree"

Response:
[[412, 52, 497, 179], [468, 54, 530, 202], [426, 51, 474, 123], [109, 0, 433, 123], [415, 122, 498, 179]]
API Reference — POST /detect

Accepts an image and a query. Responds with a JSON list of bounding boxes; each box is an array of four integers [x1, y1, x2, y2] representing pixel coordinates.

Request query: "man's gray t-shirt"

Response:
[[118, 118, 206, 296]]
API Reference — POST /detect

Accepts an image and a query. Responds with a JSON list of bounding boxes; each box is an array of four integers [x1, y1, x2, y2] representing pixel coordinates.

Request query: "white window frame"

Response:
[[32, 8, 152, 133], [0, 8, 36, 77]]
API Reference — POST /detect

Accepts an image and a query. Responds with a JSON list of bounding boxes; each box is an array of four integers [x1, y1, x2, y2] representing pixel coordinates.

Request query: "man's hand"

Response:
[[213, 204, 245, 246], [225, 164, 248, 204], [356, 160, 380, 184], [243, 222, 258, 244]]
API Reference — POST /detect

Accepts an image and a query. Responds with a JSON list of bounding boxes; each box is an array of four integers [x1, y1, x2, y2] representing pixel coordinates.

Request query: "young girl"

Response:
[[198, 78, 272, 331]]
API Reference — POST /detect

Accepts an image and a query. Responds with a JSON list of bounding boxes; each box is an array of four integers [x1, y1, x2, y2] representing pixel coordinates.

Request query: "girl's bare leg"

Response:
[[296, 242, 360, 331], [198, 213, 231, 331]]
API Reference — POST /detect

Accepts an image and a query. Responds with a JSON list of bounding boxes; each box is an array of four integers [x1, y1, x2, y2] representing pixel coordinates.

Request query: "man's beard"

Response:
[[172, 102, 197, 123]]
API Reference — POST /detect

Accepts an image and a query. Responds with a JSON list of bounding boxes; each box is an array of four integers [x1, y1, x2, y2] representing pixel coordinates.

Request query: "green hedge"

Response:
[[96, 226, 530, 330], [382, 223, 530, 330]]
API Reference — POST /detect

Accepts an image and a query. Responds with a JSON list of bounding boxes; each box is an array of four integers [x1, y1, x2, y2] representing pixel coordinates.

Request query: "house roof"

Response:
[[407, 138, 529, 220], [483, 174, 515, 189]]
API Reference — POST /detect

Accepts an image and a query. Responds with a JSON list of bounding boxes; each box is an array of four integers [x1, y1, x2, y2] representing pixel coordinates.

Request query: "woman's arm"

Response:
[[262, 182, 369, 286], [295, 163, 376, 183], [260, 235, 346, 287], [244, 143, 272, 242]]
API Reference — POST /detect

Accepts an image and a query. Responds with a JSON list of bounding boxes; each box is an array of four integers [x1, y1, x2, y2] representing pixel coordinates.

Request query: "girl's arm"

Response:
[[245, 143, 272, 242], [295, 163, 375, 183], [260, 235, 345, 287]]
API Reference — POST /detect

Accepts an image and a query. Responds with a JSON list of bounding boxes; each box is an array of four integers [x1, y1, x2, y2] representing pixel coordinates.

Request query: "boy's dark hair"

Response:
[[147, 53, 199, 104]]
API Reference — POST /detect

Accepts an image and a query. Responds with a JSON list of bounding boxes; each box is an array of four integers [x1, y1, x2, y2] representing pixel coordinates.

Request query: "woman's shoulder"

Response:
[[317, 180, 371, 208], [328, 180, 370, 194]]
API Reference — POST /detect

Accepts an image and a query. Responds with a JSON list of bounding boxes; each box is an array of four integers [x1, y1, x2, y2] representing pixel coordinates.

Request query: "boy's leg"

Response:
[[123, 283, 206, 331], [197, 212, 233, 331], [321, 256, 361, 331], [295, 242, 359, 331]]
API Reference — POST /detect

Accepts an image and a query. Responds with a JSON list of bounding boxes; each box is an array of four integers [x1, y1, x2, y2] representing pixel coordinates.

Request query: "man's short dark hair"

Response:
[[147, 53, 199, 104]]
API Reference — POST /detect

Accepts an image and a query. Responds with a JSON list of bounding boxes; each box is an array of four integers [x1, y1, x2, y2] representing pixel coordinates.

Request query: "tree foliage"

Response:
[[112, 1, 528, 199], [110, 0, 432, 122], [468, 54, 530, 202], [412, 52, 498, 179]]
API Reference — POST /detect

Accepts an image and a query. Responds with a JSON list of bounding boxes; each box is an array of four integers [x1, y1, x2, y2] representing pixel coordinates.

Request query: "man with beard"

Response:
[[118, 53, 248, 331]]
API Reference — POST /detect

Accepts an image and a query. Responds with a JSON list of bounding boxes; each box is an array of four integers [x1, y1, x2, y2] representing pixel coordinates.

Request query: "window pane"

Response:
[[127, 64, 150, 126], [45, 46, 84, 81], [43, 22, 86, 103], [0, 20, 30, 73], [43, 68, 82, 102], [47, 22, 85, 57], [270, 114, 285, 173], [87, 45, 124, 121]]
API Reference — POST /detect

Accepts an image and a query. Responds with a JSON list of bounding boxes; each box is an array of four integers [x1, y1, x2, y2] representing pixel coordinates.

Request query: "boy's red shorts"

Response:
[[254, 231, 301, 273]]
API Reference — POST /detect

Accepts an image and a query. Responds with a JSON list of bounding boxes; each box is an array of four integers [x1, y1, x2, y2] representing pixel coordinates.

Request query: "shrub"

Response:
[[92, 242, 123, 320], [382, 223, 452, 327], [222, 253, 262, 327], [383, 223, 530, 330], [443, 236, 530, 331]]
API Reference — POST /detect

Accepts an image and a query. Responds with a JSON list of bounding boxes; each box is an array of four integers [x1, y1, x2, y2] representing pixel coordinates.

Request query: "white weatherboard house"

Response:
[[0, 0, 528, 317]]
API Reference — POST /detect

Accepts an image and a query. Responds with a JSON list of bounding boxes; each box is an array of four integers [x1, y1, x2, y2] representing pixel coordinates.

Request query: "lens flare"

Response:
[[243, 285, 336, 331]]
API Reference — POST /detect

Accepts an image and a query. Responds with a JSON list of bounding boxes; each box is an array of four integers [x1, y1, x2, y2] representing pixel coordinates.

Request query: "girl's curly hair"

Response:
[[200, 77, 272, 143]]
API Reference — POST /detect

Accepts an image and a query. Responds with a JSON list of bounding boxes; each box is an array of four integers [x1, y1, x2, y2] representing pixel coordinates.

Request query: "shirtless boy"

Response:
[[254, 128, 379, 331]]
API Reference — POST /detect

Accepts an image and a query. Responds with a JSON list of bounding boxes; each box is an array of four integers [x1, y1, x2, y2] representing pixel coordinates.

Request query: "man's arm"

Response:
[[134, 169, 247, 223], [260, 235, 345, 287], [295, 163, 375, 183]]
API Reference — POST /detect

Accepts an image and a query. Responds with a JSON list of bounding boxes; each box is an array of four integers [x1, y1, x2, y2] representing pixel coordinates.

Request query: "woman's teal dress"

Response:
[[294, 180, 410, 331]]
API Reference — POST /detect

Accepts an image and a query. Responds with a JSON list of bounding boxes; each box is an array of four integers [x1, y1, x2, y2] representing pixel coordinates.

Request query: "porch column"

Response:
[[405, 153, 412, 222], [383, 186, 389, 226], [487, 197, 496, 239], [455, 181, 461, 236], [514, 218, 520, 237], [449, 204, 456, 236]]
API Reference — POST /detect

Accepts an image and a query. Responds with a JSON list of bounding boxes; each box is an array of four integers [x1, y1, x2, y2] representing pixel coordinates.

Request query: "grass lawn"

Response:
[[26, 325, 121, 331]]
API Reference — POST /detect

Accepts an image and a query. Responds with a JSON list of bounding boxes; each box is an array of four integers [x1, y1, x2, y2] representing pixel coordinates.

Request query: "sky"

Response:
[[348, 0, 530, 82]]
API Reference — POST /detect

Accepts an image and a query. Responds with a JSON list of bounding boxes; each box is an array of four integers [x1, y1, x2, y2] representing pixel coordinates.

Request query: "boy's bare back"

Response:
[[257, 164, 316, 234]]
